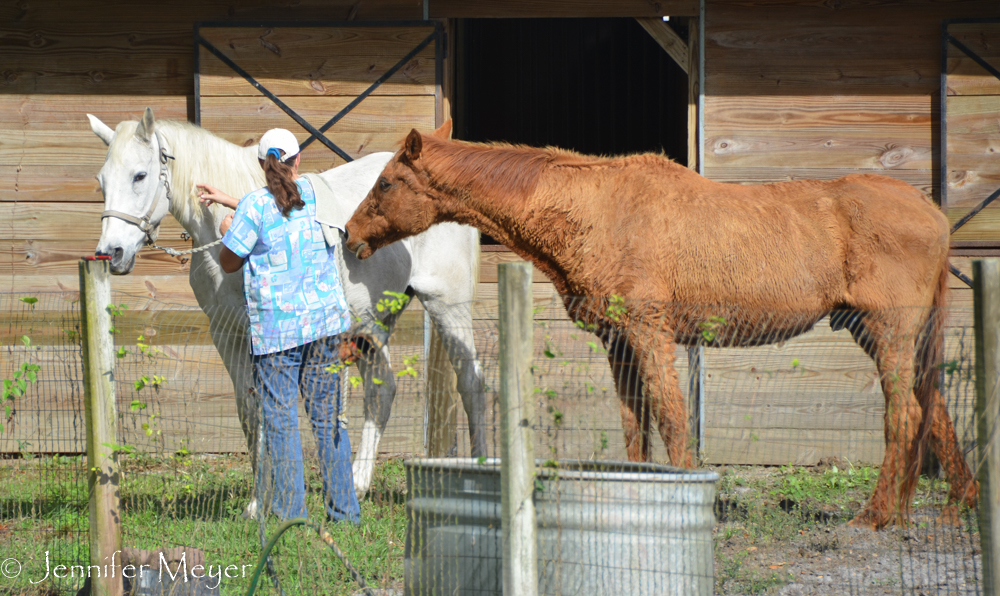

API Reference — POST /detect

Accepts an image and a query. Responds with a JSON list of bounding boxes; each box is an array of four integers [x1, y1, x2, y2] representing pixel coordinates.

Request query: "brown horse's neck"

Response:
[[422, 137, 608, 294]]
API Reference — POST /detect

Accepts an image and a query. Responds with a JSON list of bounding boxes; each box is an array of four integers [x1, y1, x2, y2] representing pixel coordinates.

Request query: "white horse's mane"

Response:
[[109, 119, 264, 225]]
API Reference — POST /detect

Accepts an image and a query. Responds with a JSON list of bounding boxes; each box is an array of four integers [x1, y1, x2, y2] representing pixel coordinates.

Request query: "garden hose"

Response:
[[245, 517, 377, 596]]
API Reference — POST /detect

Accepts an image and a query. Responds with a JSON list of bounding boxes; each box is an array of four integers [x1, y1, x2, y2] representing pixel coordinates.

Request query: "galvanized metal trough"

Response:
[[404, 458, 718, 596]]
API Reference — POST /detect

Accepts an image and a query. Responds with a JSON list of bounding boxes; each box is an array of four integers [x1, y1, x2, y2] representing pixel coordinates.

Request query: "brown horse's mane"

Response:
[[421, 136, 611, 201]]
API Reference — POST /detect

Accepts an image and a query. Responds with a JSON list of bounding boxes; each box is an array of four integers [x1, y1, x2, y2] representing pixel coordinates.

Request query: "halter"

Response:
[[100, 130, 174, 246]]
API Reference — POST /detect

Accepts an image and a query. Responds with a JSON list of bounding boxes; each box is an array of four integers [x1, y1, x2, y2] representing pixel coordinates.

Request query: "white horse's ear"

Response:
[[135, 107, 155, 143], [87, 114, 115, 146]]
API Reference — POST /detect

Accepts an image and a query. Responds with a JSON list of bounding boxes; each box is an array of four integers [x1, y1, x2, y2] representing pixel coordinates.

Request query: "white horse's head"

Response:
[[88, 108, 173, 274]]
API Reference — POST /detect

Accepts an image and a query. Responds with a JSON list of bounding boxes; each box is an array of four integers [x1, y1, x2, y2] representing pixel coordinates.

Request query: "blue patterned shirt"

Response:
[[222, 178, 352, 355]]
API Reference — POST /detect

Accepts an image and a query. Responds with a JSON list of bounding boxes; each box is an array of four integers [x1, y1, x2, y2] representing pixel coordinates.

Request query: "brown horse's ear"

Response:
[[403, 129, 423, 161], [432, 119, 453, 140]]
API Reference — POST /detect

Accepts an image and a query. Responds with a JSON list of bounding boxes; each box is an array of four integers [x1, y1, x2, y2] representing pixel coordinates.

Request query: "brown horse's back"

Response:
[[542, 158, 949, 346]]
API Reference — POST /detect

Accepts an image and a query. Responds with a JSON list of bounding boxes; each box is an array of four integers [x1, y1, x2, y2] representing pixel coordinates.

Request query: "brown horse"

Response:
[[344, 121, 978, 529]]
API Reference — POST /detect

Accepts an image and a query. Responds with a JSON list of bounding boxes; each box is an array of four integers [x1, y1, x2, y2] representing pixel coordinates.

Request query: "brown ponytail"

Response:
[[263, 152, 304, 217]]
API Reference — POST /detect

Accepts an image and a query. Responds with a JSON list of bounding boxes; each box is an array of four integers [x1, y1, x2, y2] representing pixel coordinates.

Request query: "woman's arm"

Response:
[[219, 212, 245, 273]]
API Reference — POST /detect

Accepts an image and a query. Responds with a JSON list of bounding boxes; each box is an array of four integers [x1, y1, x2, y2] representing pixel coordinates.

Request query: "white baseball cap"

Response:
[[258, 128, 300, 162]]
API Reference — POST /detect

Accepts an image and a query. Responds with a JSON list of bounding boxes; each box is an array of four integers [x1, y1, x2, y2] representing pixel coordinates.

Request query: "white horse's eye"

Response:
[[133, 172, 147, 183]]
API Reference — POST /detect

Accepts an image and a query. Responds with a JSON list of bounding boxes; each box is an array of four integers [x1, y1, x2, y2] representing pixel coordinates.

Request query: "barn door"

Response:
[[194, 22, 461, 457], [942, 18, 1000, 285], [195, 21, 444, 168]]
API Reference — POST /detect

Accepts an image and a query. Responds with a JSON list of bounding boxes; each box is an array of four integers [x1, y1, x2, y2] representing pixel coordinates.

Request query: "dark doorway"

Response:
[[454, 18, 689, 244], [455, 18, 688, 160]]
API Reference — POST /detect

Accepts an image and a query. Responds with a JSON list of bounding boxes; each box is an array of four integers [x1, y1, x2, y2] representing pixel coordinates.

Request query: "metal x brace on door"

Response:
[[194, 21, 443, 164], [942, 18, 1000, 288]]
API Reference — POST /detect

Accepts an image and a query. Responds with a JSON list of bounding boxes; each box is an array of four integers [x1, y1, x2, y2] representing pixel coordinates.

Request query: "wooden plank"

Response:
[[635, 18, 689, 75], [429, 0, 696, 18], [1, 98, 432, 167], [702, 427, 883, 466], [0, 0, 421, 25], [705, 95, 933, 132], [702, 166, 934, 198], [945, 22, 1000, 96], [948, 207, 1000, 244], [1, 166, 105, 203], [703, 130, 932, 169], [198, 26, 437, 97], [0, 95, 187, 127], [706, 392, 883, 431], [199, 95, 435, 170], [1, 241, 195, 277], [1, 203, 187, 241], [706, 2, 1000, 97], [0, 275, 199, 307], [946, 169, 1000, 211]]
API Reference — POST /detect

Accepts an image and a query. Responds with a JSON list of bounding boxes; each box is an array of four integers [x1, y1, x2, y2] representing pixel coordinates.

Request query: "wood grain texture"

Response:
[[0, 166, 104, 203], [198, 26, 437, 97], [428, 0, 695, 18], [1, 203, 186, 241], [705, 95, 933, 132], [702, 166, 933, 197], [199, 95, 435, 169], [635, 18, 689, 75], [948, 207, 1000, 244], [945, 22, 1000, 96], [706, 0, 1000, 96], [704, 130, 932, 169]]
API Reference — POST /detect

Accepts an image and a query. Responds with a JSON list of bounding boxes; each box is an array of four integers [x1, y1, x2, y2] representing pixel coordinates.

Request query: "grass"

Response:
[[0, 454, 408, 596]]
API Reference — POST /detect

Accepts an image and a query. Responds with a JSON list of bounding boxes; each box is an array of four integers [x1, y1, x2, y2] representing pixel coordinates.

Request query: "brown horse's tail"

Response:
[[900, 261, 949, 510]]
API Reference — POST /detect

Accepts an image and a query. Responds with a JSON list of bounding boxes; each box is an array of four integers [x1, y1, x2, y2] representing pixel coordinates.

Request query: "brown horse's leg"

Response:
[[630, 331, 693, 469], [607, 334, 650, 461], [850, 319, 923, 529], [926, 387, 978, 522]]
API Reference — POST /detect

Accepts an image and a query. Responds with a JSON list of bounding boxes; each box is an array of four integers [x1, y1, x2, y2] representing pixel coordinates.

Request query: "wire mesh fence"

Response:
[[0, 288, 992, 595]]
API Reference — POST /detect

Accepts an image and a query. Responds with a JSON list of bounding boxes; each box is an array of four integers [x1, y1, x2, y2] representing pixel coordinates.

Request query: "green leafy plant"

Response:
[[372, 291, 411, 330], [134, 374, 165, 392], [699, 315, 728, 343], [396, 353, 420, 378], [605, 294, 627, 322]]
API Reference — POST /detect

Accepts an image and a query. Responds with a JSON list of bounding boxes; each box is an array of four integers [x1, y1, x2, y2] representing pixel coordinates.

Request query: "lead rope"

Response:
[[149, 236, 224, 258]]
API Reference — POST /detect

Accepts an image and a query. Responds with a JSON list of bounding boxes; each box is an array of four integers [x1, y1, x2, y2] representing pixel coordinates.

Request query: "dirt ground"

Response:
[[710, 464, 983, 596]]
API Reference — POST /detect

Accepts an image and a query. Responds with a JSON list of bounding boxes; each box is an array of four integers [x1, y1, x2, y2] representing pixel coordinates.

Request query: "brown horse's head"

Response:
[[345, 121, 452, 259]]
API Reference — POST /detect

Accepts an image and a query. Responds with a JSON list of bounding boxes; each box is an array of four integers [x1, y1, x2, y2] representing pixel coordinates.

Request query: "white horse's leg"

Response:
[[351, 343, 397, 499], [207, 312, 259, 519], [419, 296, 488, 457]]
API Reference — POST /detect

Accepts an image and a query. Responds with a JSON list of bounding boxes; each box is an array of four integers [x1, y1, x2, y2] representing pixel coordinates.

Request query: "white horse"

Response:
[[87, 108, 487, 515]]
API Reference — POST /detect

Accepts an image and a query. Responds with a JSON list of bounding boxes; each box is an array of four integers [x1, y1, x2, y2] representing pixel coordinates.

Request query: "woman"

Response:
[[198, 128, 360, 523]]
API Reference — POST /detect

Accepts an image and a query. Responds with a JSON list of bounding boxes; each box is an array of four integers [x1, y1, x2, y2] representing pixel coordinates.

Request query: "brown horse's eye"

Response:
[[378, 178, 391, 192]]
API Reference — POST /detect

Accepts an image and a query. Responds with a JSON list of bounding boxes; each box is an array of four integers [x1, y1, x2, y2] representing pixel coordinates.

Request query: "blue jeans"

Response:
[[253, 337, 361, 523]]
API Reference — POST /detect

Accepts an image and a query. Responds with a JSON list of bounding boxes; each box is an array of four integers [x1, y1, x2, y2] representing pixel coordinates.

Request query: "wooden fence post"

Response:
[[79, 259, 123, 596], [974, 258, 1000, 596], [497, 262, 537, 596]]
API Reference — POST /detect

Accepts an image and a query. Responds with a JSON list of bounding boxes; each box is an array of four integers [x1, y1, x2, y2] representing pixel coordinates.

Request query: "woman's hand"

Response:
[[219, 212, 234, 236], [196, 184, 240, 209]]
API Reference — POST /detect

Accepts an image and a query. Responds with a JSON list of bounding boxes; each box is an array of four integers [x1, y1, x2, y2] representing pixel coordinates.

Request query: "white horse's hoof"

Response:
[[242, 499, 259, 520]]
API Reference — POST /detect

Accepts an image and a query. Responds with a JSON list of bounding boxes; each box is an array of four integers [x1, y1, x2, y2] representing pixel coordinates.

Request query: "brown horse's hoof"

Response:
[[936, 505, 962, 526], [849, 508, 896, 530]]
